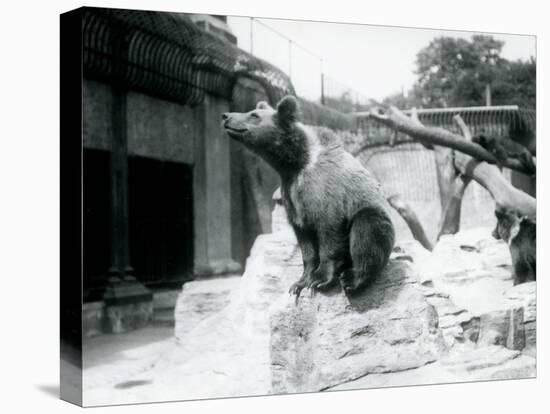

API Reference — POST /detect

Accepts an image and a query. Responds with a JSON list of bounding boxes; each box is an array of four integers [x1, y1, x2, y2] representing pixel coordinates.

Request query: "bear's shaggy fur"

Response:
[[492, 207, 536, 285], [222, 96, 395, 298]]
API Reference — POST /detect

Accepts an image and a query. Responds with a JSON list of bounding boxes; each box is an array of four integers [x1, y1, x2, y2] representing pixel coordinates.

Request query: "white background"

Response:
[[0, 0, 547, 413]]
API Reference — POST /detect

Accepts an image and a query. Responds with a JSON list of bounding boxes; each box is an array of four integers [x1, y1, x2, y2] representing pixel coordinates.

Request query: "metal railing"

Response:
[[353, 105, 536, 151]]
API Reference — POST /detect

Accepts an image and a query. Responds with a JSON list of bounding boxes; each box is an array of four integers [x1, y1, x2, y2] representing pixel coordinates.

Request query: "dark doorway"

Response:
[[128, 156, 194, 287], [83, 149, 111, 301]]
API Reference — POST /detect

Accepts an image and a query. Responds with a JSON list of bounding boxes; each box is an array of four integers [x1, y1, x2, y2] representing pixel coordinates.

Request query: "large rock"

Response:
[[411, 228, 536, 355], [331, 345, 535, 391], [83, 205, 536, 406], [266, 224, 535, 392], [270, 260, 446, 393]]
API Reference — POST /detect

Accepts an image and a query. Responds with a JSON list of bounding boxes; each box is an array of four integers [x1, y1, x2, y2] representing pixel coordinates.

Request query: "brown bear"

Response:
[[472, 134, 536, 175], [492, 206, 536, 285], [222, 96, 395, 299]]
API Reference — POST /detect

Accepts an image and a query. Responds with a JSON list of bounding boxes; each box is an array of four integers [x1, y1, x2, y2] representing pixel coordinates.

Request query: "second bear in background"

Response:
[[492, 206, 536, 285]]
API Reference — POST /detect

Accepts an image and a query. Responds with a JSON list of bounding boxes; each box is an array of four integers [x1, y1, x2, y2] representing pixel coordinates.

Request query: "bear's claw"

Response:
[[289, 281, 306, 304]]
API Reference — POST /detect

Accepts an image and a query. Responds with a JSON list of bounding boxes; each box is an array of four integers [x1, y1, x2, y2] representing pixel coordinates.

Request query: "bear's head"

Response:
[[222, 96, 310, 177], [492, 206, 521, 242]]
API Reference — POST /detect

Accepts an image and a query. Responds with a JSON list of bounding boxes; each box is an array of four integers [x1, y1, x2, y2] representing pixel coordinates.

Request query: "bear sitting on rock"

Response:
[[222, 96, 395, 300]]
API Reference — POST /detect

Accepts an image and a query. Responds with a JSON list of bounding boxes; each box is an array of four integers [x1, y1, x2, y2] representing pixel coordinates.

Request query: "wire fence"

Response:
[[240, 17, 370, 111]]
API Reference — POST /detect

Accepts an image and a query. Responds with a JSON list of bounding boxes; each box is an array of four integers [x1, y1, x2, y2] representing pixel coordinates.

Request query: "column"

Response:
[[193, 94, 242, 277], [108, 86, 133, 279]]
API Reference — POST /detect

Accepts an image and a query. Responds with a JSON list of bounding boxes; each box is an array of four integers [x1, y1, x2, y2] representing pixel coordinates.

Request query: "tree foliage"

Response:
[[384, 35, 536, 109]]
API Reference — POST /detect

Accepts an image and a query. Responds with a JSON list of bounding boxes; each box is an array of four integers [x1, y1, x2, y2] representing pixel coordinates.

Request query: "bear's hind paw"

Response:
[[310, 277, 338, 292], [339, 269, 357, 294]]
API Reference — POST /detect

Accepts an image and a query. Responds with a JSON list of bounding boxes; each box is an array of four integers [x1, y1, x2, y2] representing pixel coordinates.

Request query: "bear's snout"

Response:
[[221, 113, 229, 121]]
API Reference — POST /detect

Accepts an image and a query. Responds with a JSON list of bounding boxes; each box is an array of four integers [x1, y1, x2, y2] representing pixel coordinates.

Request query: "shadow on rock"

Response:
[[345, 260, 411, 313]]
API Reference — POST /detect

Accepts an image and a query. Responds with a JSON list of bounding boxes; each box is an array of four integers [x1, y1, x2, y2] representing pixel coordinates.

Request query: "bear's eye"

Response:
[[249, 112, 260, 119]]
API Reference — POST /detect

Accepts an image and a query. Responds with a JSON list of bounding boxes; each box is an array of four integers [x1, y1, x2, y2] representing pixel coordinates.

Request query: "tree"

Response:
[[413, 35, 505, 107], [491, 58, 536, 108], [368, 37, 536, 248], [390, 35, 536, 109]]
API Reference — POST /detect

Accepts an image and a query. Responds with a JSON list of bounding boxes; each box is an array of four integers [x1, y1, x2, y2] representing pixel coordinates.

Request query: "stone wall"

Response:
[[83, 79, 240, 280], [84, 80, 196, 164]]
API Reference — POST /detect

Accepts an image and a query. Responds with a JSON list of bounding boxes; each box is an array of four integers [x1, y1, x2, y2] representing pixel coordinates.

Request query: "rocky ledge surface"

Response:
[[84, 203, 535, 406], [266, 207, 535, 393]]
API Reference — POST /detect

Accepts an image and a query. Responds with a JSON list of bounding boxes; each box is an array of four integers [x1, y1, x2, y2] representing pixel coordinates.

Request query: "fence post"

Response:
[[288, 40, 292, 80], [485, 84, 492, 106], [249, 17, 254, 55], [321, 72, 325, 105]]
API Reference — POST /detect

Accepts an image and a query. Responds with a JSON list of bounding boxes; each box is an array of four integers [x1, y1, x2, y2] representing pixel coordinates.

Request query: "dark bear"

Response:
[[473, 134, 536, 175], [492, 206, 536, 285], [222, 96, 395, 299]]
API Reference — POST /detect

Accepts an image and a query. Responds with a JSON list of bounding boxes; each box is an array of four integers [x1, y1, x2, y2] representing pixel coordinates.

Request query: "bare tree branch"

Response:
[[366, 106, 530, 174], [453, 114, 472, 141], [453, 153, 535, 218], [366, 106, 536, 218], [437, 174, 471, 238], [436, 114, 472, 238], [387, 194, 434, 251], [433, 146, 457, 211]]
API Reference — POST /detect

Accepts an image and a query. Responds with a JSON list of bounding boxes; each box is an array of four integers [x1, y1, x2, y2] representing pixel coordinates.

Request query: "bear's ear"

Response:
[[276, 95, 298, 125], [256, 101, 272, 110], [473, 134, 487, 145]]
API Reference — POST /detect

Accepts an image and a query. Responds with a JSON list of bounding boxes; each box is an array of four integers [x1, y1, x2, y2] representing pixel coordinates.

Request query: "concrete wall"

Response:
[[359, 144, 502, 243], [127, 91, 196, 164], [83, 80, 112, 151], [84, 80, 196, 164], [192, 94, 237, 274]]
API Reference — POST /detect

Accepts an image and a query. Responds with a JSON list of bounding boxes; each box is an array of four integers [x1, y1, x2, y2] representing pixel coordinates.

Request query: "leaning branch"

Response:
[[453, 113, 472, 141], [436, 114, 472, 239], [366, 106, 529, 174], [387, 194, 434, 251], [367, 106, 536, 218], [453, 152, 536, 218]]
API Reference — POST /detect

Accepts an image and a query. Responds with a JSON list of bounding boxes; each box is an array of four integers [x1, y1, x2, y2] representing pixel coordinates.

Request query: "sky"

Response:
[[227, 16, 536, 102]]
